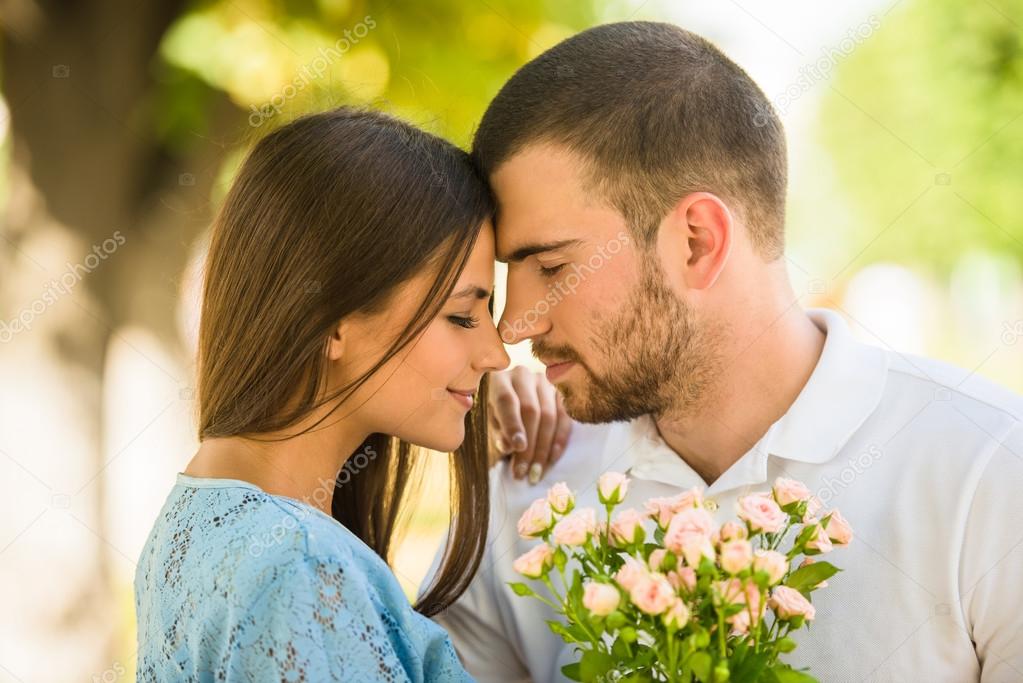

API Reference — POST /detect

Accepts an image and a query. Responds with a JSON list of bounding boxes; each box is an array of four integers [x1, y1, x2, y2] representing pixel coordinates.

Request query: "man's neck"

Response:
[[654, 306, 826, 486]]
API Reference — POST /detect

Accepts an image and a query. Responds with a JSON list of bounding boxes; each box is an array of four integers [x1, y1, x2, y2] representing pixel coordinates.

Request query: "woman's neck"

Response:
[[184, 411, 369, 516]]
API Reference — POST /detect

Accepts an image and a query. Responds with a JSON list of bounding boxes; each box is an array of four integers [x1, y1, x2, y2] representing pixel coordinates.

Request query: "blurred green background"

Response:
[[0, 0, 1020, 680]]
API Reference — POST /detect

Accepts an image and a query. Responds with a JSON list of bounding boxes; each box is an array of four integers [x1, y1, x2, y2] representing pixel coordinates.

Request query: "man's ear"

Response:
[[669, 191, 733, 291], [326, 320, 347, 361]]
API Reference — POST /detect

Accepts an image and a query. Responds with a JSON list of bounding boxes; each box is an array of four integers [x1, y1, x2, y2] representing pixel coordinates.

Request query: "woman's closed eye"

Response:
[[448, 314, 480, 329]]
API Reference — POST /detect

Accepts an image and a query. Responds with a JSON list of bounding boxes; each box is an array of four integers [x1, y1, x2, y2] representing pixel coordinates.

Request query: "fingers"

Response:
[[487, 408, 509, 468], [508, 368, 540, 480], [526, 380, 559, 484], [549, 390, 573, 470], [486, 366, 576, 484], [488, 368, 527, 465]]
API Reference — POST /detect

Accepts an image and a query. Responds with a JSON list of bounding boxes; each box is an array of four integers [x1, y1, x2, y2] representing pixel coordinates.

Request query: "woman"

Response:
[[134, 107, 509, 681]]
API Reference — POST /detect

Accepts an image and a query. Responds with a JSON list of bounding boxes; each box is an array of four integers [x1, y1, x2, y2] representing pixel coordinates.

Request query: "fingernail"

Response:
[[515, 462, 529, 479], [512, 433, 527, 451], [496, 435, 508, 452], [528, 463, 543, 485]]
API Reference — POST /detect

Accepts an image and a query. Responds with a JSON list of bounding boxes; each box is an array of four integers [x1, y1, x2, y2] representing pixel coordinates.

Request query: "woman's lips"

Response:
[[447, 389, 474, 410], [544, 361, 576, 383]]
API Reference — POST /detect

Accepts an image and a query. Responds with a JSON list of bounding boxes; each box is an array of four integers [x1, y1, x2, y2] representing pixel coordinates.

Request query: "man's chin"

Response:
[[559, 383, 630, 424]]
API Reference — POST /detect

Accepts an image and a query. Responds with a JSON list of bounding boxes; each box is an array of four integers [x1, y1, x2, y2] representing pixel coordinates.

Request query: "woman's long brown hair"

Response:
[[196, 107, 494, 616]]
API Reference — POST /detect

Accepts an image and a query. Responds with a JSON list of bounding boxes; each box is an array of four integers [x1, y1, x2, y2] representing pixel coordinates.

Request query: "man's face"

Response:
[[491, 143, 720, 423]]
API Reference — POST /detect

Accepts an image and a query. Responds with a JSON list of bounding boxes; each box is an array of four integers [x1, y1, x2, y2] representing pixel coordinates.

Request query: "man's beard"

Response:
[[534, 260, 721, 424]]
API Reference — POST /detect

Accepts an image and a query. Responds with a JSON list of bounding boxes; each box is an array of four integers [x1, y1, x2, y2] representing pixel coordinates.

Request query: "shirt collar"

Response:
[[606, 308, 890, 493]]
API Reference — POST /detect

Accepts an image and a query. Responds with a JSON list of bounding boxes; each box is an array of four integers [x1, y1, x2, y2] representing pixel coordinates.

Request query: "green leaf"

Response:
[[580, 650, 615, 682], [611, 634, 631, 659], [606, 610, 627, 630], [768, 665, 820, 683], [784, 562, 840, 592], [730, 651, 771, 683], [547, 619, 588, 643], [690, 652, 713, 682], [570, 570, 584, 602], [554, 547, 569, 571], [561, 662, 583, 681], [509, 582, 536, 597], [776, 636, 797, 653]]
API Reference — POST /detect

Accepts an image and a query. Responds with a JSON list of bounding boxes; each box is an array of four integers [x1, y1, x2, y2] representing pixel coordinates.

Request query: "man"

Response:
[[428, 21, 1023, 682]]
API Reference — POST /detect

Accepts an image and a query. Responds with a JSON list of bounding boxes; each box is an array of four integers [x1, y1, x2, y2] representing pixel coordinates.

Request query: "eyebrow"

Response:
[[497, 239, 583, 264], [449, 285, 493, 300]]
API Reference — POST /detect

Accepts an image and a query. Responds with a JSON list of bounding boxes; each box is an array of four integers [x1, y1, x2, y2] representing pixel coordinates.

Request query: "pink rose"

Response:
[[802, 496, 823, 523], [552, 508, 597, 546], [615, 557, 649, 592], [668, 566, 698, 593], [648, 549, 669, 572], [824, 509, 853, 546], [728, 608, 752, 635], [643, 487, 704, 529], [582, 582, 621, 616], [769, 585, 816, 621], [736, 493, 786, 533], [714, 578, 746, 605], [719, 520, 748, 542], [725, 582, 762, 634], [644, 496, 678, 529], [720, 539, 754, 574], [679, 534, 716, 569], [663, 600, 691, 630], [664, 507, 715, 554], [772, 477, 812, 507], [629, 574, 676, 615], [597, 472, 630, 505], [753, 549, 788, 585], [517, 498, 554, 539], [804, 523, 834, 554], [546, 482, 575, 515], [512, 544, 553, 579], [672, 486, 705, 510], [610, 508, 646, 546]]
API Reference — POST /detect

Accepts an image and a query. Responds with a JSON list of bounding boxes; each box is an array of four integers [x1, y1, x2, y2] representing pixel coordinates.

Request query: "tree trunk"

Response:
[[2, 1, 239, 678]]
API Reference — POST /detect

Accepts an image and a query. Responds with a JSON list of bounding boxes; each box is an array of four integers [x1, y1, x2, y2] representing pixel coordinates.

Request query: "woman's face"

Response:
[[332, 221, 510, 452]]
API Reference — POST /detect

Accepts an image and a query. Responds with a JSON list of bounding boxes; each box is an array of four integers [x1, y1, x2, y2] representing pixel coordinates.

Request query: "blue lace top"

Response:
[[134, 473, 474, 682]]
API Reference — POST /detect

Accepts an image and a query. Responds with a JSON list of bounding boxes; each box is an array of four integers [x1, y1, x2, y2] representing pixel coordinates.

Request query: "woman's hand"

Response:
[[487, 366, 574, 484]]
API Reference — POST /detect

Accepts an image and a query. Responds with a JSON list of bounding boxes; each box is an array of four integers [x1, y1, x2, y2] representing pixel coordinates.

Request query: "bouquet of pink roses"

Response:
[[510, 473, 853, 683]]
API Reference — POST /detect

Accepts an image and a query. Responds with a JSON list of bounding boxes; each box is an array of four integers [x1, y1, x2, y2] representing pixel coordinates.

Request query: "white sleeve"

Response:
[[959, 423, 1023, 682], [432, 559, 533, 683], [425, 464, 533, 683]]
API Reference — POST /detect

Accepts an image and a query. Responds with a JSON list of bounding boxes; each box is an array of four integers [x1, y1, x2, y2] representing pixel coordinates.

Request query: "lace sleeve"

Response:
[[224, 554, 414, 682]]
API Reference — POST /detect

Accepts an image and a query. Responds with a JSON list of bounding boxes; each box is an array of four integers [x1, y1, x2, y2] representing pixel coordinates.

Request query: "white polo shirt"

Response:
[[430, 308, 1023, 683]]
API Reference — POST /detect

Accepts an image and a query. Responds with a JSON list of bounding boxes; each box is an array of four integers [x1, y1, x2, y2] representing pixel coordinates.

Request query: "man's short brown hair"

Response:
[[473, 21, 788, 260]]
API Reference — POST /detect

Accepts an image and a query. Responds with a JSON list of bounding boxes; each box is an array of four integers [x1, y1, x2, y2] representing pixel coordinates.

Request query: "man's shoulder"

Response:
[[883, 348, 1023, 423]]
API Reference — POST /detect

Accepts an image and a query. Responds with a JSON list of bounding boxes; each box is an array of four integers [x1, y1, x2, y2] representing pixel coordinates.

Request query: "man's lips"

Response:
[[543, 360, 576, 383]]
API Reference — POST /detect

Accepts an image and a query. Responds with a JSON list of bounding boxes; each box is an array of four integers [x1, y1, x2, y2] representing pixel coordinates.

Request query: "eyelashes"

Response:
[[538, 263, 566, 278], [448, 315, 480, 329]]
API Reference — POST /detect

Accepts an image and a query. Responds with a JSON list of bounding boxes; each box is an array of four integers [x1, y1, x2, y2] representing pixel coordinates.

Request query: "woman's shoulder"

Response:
[[136, 478, 472, 681], [143, 476, 373, 575]]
